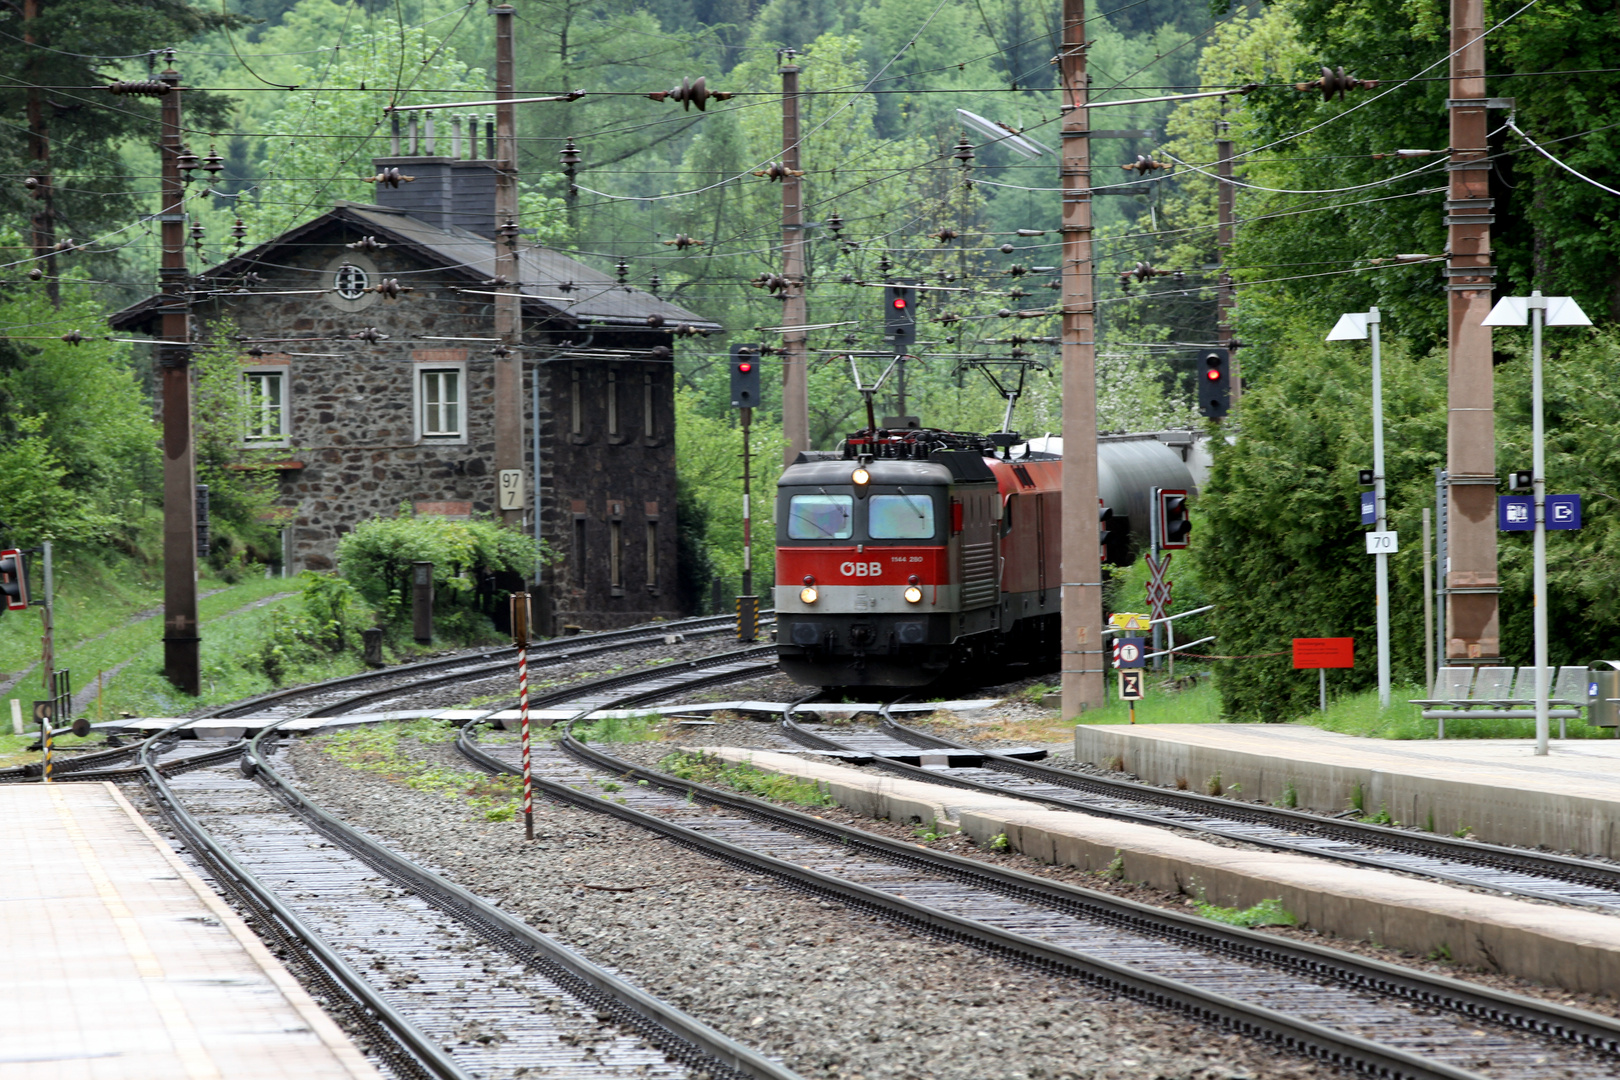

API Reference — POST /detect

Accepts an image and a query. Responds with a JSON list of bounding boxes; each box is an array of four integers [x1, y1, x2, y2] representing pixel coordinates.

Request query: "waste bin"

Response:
[[1589, 662, 1620, 728]]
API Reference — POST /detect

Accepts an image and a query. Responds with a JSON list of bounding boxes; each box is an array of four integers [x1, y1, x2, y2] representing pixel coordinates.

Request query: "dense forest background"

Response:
[[3, 0, 1619, 717]]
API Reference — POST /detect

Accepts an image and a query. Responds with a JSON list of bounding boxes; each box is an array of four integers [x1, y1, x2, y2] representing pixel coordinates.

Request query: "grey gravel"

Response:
[[287, 730, 1337, 1080]]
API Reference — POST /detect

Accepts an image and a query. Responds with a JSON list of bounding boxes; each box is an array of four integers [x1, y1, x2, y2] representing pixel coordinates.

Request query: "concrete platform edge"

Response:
[[684, 748, 1620, 995], [1072, 726, 1620, 858], [103, 782, 383, 1080]]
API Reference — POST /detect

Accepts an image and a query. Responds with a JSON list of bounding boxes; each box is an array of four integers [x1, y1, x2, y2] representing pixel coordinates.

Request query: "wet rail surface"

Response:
[[54, 616, 797, 1080], [450, 675, 1620, 1080], [0, 612, 763, 784], [777, 708, 1620, 912]]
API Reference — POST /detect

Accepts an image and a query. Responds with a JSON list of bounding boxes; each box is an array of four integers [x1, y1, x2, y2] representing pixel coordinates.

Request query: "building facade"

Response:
[[114, 150, 718, 630]]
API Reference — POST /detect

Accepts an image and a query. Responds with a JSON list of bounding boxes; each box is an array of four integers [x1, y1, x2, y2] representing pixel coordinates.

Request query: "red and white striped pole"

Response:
[[511, 593, 533, 840]]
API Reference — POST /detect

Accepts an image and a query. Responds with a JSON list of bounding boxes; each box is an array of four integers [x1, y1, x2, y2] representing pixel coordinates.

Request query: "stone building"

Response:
[[112, 144, 719, 630]]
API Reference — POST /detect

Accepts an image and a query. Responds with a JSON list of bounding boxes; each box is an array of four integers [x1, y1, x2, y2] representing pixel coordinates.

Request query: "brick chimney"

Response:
[[372, 110, 498, 238]]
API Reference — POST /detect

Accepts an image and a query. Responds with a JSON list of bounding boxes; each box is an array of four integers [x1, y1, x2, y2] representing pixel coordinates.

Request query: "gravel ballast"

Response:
[[285, 732, 1337, 1080]]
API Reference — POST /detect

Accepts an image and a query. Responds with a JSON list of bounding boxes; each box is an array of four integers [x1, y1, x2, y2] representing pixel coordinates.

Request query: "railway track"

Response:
[[776, 703, 1620, 912], [119, 638, 798, 1080], [0, 611, 762, 784], [449, 668, 1620, 1080]]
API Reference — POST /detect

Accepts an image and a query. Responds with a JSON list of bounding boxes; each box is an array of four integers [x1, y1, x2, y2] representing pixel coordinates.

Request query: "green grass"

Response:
[[659, 750, 836, 807], [574, 712, 665, 744], [1073, 677, 1223, 726], [318, 718, 521, 819], [1194, 896, 1297, 927], [1293, 683, 1617, 741]]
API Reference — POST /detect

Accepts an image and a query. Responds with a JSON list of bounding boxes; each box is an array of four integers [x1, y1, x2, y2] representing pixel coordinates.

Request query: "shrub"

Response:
[[335, 509, 552, 641]]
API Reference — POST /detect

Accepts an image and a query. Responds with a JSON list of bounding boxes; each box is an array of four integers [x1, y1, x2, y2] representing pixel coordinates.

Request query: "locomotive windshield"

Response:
[[787, 494, 854, 539], [868, 494, 935, 539]]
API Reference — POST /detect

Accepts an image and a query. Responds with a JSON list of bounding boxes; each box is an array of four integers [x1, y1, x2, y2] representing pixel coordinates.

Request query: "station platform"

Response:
[[1074, 723, 1620, 859], [0, 782, 380, 1079]]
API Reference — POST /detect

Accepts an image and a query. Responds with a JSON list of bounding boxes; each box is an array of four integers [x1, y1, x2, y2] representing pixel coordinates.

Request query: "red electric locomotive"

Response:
[[774, 426, 1202, 690]]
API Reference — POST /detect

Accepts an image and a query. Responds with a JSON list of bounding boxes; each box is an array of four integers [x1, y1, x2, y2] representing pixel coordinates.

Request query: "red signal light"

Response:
[[738, 362, 753, 373], [1205, 368, 1220, 380], [892, 297, 907, 309]]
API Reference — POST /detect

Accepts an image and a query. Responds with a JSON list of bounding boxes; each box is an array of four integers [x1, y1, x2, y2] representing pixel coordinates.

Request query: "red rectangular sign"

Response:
[[1293, 637, 1354, 669]]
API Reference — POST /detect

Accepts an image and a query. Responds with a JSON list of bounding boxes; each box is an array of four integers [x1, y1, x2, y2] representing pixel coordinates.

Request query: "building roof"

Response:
[[109, 201, 720, 334]]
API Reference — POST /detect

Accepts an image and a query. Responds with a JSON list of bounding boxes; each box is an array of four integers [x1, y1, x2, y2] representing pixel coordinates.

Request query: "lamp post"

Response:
[[1327, 308, 1391, 707], [1483, 291, 1591, 755]]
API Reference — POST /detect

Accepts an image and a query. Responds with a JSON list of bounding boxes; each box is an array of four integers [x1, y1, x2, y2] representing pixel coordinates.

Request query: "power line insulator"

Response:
[[175, 147, 200, 176], [346, 235, 386, 252], [839, 273, 855, 285], [1295, 65, 1379, 101], [999, 243, 1015, 254], [647, 273, 661, 295], [51, 238, 76, 252], [662, 234, 705, 250], [877, 254, 893, 277], [368, 279, 410, 300], [558, 139, 582, 167], [1042, 279, 1060, 291], [106, 79, 170, 96], [646, 314, 666, 328], [202, 145, 225, 175], [364, 168, 415, 188], [1008, 286, 1029, 300], [351, 327, 388, 343], [497, 218, 522, 250], [671, 323, 708, 337], [931, 228, 959, 244], [826, 211, 843, 236], [952, 134, 975, 167], [60, 331, 84, 346], [1005, 264, 1029, 277], [1121, 155, 1169, 176], [1016, 228, 1047, 237], [557, 280, 574, 293], [647, 76, 733, 111], [27, 268, 42, 280], [491, 344, 512, 359], [937, 312, 960, 325], [843, 333, 859, 346], [23, 176, 40, 195], [615, 259, 629, 285], [484, 276, 513, 287], [751, 273, 790, 294], [752, 161, 804, 182], [650, 345, 673, 361]]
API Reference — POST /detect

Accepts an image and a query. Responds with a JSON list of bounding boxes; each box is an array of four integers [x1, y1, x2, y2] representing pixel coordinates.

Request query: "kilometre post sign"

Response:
[[1293, 638, 1354, 669]]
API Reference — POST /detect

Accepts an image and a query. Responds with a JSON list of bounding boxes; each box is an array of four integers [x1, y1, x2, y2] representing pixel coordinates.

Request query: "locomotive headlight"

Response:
[[903, 585, 923, 604], [800, 578, 819, 604], [851, 467, 871, 486]]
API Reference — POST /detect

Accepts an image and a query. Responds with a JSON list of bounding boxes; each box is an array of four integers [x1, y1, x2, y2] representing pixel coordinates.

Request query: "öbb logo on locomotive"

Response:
[[774, 426, 1203, 691]]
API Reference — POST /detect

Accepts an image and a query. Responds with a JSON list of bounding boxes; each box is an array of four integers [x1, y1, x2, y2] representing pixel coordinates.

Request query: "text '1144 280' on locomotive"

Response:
[[774, 426, 1210, 690]]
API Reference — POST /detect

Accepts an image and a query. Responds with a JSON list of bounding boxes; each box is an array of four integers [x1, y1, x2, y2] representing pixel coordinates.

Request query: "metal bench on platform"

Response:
[[1409, 665, 1586, 738]]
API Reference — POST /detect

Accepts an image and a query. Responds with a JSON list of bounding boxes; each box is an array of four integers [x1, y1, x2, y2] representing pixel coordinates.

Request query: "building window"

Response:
[[242, 369, 287, 443], [420, 368, 461, 438], [334, 263, 369, 300], [609, 519, 623, 591], [573, 517, 587, 586], [570, 367, 583, 435], [606, 370, 619, 435], [645, 520, 658, 589], [643, 372, 655, 438]]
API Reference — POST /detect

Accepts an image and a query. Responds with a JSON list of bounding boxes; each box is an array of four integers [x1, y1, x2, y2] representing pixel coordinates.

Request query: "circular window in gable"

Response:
[[325, 251, 380, 312], [334, 263, 369, 300]]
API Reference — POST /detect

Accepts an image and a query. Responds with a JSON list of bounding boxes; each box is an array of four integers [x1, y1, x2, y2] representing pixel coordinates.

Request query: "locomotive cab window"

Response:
[[787, 494, 853, 540], [868, 493, 935, 539]]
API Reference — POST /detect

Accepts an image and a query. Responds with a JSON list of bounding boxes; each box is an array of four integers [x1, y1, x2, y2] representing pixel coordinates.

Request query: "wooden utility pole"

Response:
[[492, 4, 525, 530], [1444, 0, 1499, 661], [1058, 0, 1105, 717], [779, 50, 809, 465], [1215, 117, 1238, 404], [158, 60, 200, 696], [23, 0, 58, 305]]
